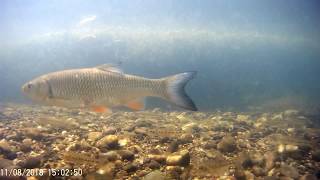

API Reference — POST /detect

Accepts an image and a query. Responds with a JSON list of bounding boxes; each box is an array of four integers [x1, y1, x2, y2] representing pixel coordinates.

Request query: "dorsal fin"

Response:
[[95, 64, 123, 74]]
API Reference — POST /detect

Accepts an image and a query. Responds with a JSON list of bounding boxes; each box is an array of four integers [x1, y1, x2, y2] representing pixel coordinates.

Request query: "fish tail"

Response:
[[163, 72, 197, 111]]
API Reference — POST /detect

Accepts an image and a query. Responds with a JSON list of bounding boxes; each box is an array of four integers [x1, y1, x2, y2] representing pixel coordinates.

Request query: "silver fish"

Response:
[[22, 64, 197, 112]]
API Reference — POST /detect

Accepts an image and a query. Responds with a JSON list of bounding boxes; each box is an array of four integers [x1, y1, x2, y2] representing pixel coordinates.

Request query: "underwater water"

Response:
[[1, 0, 320, 179]]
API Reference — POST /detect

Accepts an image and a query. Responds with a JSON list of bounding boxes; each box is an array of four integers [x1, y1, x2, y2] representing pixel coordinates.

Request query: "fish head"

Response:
[[22, 77, 50, 102]]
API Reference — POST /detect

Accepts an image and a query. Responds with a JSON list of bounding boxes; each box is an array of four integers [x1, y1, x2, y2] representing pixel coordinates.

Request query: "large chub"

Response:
[[164, 72, 197, 111]]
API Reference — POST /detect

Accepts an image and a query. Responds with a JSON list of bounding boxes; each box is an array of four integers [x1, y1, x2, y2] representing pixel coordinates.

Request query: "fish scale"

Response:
[[22, 64, 197, 111]]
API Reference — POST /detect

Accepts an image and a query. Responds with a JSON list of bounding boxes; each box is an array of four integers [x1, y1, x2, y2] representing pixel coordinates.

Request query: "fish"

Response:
[[21, 64, 197, 112]]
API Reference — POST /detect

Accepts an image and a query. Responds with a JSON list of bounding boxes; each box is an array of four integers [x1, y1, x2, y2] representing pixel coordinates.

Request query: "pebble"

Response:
[[148, 154, 166, 163], [280, 164, 300, 179], [103, 127, 117, 135], [168, 141, 179, 153], [203, 140, 217, 149], [166, 150, 190, 166], [117, 150, 135, 161], [252, 165, 266, 176], [0, 158, 14, 168], [20, 156, 42, 169], [182, 122, 198, 133], [123, 162, 138, 173], [283, 144, 305, 160], [143, 170, 166, 180], [299, 174, 318, 180], [217, 135, 236, 153], [134, 128, 148, 135], [311, 150, 320, 161], [101, 151, 120, 161], [96, 135, 119, 149], [87, 132, 103, 142], [147, 160, 161, 169], [0, 139, 12, 152], [23, 128, 44, 140], [264, 151, 278, 170], [178, 134, 193, 144], [96, 163, 115, 177]]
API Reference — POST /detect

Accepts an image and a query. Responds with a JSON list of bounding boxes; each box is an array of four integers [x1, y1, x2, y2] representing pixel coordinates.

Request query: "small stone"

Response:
[[299, 174, 317, 180], [117, 150, 134, 161], [101, 151, 120, 161], [143, 170, 166, 180], [134, 128, 148, 135], [166, 150, 190, 166], [250, 152, 265, 166], [236, 115, 249, 122], [0, 139, 12, 152], [147, 160, 161, 169], [311, 150, 320, 161], [23, 128, 44, 140], [283, 144, 304, 160], [178, 134, 193, 144], [96, 163, 115, 177], [118, 138, 129, 147], [252, 166, 266, 176], [135, 119, 152, 127], [21, 156, 42, 169], [264, 151, 278, 171], [203, 140, 217, 149], [148, 154, 166, 163], [244, 170, 255, 180], [87, 132, 103, 142], [182, 122, 198, 133], [0, 158, 14, 168], [280, 164, 299, 179], [217, 135, 236, 153], [168, 141, 179, 153], [22, 138, 33, 146], [104, 127, 117, 135], [123, 162, 138, 173], [96, 135, 119, 149]]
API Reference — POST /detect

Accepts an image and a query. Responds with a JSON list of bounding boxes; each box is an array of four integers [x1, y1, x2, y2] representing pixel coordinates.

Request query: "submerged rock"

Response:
[[117, 150, 135, 161], [96, 135, 119, 149], [299, 174, 318, 180], [311, 150, 320, 161], [148, 154, 166, 163], [123, 162, 139, 173], [280, 164, 300, 179], [217, 135, 236, 153], [87, 131, 103, 142], [143, 170, 166, 180], [20, 156, 42, 169], [166, 150, 190, 166], [147, 160, 161, 169]]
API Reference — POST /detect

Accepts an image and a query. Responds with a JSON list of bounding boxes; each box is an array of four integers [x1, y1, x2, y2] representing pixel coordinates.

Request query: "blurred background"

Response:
[[1, 0, 320, 111]]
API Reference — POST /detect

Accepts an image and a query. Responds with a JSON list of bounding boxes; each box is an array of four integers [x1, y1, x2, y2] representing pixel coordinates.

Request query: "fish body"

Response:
[[22, 65, 197, 112]]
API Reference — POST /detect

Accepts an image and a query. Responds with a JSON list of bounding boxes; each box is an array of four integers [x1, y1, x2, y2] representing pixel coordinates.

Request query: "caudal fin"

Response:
[[164, 72, 197, 111]]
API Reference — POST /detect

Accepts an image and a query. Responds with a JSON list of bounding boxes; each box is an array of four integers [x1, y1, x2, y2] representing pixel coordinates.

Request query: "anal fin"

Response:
[[92, 106, 112, 113], [125, 99, 145, 111]]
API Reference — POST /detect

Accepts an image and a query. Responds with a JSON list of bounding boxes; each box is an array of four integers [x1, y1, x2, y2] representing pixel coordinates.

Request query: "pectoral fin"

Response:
[[92, 106, 112, 113], [125, 99, 145, 111]]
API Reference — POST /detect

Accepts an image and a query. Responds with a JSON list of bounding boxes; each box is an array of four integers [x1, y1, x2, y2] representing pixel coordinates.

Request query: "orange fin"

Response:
[[92, 106, 111, 113], [125, 99, 144, 111]]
